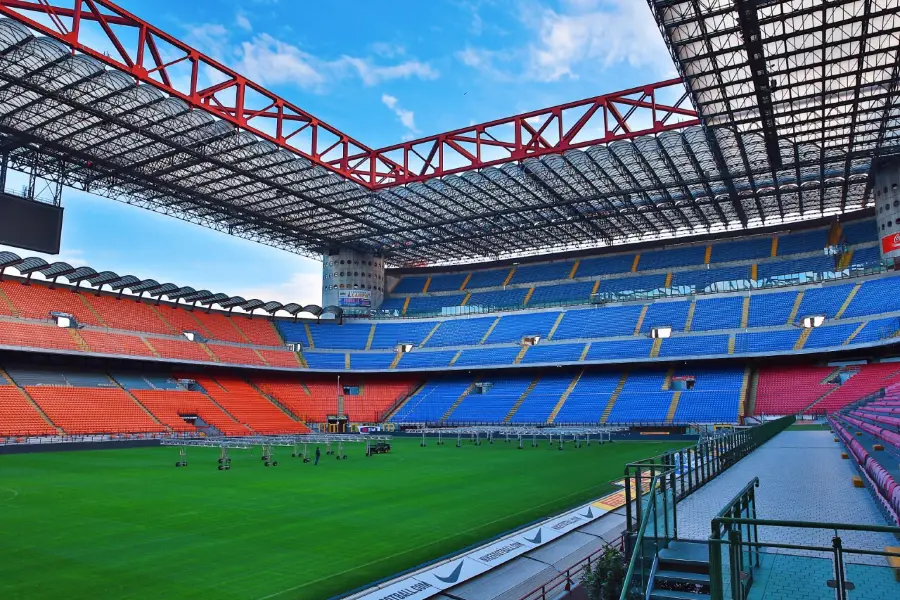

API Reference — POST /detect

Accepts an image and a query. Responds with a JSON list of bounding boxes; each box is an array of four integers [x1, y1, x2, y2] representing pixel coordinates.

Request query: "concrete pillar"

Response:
[[874, 157, 900, 262], [321, 249, 385, 314]]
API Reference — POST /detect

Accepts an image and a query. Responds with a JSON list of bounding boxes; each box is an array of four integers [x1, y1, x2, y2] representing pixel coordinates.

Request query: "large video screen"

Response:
[[0, 193, 64, 254]]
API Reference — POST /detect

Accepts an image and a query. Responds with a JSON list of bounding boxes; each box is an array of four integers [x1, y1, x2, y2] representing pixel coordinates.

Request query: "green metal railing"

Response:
[[709, 478, 761, 600], [619, 469, 677, 600], [709, 518, 900, 600], [619, 417, 796, 600]]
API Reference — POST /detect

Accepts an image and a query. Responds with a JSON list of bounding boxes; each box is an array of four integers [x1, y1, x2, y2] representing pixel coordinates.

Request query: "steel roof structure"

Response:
[[0, 0, 896, 267]]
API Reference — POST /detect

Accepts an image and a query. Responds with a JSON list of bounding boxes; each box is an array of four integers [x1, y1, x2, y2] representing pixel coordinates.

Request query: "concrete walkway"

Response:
[[674, 430, 898, 565]]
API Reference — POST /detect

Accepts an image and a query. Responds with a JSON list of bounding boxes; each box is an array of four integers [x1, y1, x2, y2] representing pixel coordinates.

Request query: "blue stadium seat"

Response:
[[673, 266, 750, 289], [600, 274, 667, 295], [467, 288, 529, 310], [453, 346, 520, 367], [370, 322, 437, 349], [466, 268, 512, 290], [528, 281, 594, 306], [349, 353, 395, 369], [797, 283, 855, 318], [641, 301, 691, 332], [276, 321, 311, 347], [392, 378, 472, 423], [554, 372, 621, 423], [553, 305, 644, 339], [448, 378, 533, 423], [803, 323, 860, 349], [747, 291, 797, 327], [511, 374, 573, 423], [639, 246, 706, 270], [735, 330, 800, 353], [396, 350, 457, 369], [427, 273, 468, 292], [577, 254, 636, 277], [585, 339, 654, 361], [849, 317, 900, 344], [304, 353, 347, 369], [406, 295, 464, 313], [425, 317, 496, 347], [671, 369, 742, 424], [849, 246, 880, 268], [690, 297, 743, 331], [842, 277, 900, 318], [757, 255, 835, 279], [840, 220, 877, 245], [391, 276, 428, 294], [510, 261, 575, 284], [486, 312, 561, 344], [709, 238, 772, 263], [307, 324, 370, 350], [378, 297, 407, 312], [776, 229, 826, 255], [659, 335, 730, 357], [607, 372, 671, 423], [520, 343, 585, 364]]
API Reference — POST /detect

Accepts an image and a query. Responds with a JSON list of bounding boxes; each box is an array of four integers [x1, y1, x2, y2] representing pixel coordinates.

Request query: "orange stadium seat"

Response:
[[145, 338, 212, 362], [25, 386, 165, 435], [78, 330, 155, 357], [0, 280, 102, 325], [84, 295, 175, 335], [188, 375, 307, 434], [233, 317, 283, 346], [154, 305, 210, 337], [129, 389, 254, 435], [258, 349, 301, 368], [207, 344, 267, 366], [0, 320, 79, 352], [0, 387, 57, 436], [190, 311, 246, 343]]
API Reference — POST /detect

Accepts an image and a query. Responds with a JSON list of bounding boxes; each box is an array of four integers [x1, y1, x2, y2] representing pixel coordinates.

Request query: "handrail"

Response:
[[619, 469, 674, 600], [517, 535, 625, 600], [712, 517, 900, 534], [712, 477, 760, 523]]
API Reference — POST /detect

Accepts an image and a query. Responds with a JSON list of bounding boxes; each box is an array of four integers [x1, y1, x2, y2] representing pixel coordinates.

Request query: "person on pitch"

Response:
[[315, 446, 321, 466]]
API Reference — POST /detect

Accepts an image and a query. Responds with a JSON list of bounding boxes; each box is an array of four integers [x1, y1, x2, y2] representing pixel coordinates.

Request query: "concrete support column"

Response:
[[874, 157, 900, 262], [322, 249, 385, 314]]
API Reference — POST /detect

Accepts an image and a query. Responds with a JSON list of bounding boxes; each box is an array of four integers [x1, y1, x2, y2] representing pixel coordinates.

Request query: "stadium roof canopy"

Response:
[[0, 0, 896, 267]]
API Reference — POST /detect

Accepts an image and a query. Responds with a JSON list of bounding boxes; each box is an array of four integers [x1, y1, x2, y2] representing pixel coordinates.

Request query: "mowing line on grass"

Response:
[[254, 480, 610, 600], [0, 488, 19, 504]]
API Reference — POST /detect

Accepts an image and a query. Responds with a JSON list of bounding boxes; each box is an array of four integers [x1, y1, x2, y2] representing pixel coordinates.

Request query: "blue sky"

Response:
[[0, 0, 675, 306]]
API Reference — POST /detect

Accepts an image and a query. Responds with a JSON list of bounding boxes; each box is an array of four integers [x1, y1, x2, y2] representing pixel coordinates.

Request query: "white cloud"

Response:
[[458, 0, 675, 82], [185, 25, 437, 92], [235, 13, 252, 32], [381, 94, 418, 133], [234, 268, 322, 307]]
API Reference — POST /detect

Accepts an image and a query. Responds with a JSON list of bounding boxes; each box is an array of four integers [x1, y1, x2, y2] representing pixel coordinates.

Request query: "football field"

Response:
[[0, 437, 687, 599]]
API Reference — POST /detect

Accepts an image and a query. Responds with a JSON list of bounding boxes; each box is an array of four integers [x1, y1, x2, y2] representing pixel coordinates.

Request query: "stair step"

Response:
[[654, 570, 710, 586], [658, 541, 709, 571], [652, 588, 709, 600]]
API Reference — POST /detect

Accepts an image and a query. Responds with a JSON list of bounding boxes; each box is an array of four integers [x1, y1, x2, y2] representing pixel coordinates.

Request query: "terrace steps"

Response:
[[503, 376, 540, 423], [149, 305, 178, 334], [600, 372, 629, 424], [294, 350, 308, 368], [0, 287, 20, 317], [401, 297, 411, 315], [0, 366, 62, 434], [199, 381, 249, 430], [140, 336, 162, 357], [441, 379, 478, 422], [419, 322, 441, 348], [844, 321, 868, 345], [728, 334, 736, 354], [479, 317, 501, 344], [740, 296, 750, 328], [251, 348, 269, 366], [365, 324, 376, 350], [837, 248, 854, 271], [303, 323, 315, 349], [746, 369, 759, 418], [750, 263, 758, 280], [664, 391, 682, 425], [664, 271, 673, 287], [771, 236, 779, 257], [683, 299, 697, 332], [662, 367, 676, 390], [77, 293, 107, 326], [523, 287, 535, 306], [183, 310, 214, 338], [547, 369, 583, 424], [591, 279, 600, 297], [389, 349, 403, 369], [422, 276, 432, 294], [246, 379, 303, 422], [834, 282, 861, 319], [110, 375, 171, 432], [787, 290, 805, 325], [514, 345, 530, 364], [448, 350, 463, 366], [579, 342, 591, 362], [199, 342, 219, 362], [738, 367, 752, 420], [634, 305, 649, 335], [225, 317, 252, 344], [547, 312, 566, 341], [459, 273, 472, 291], [650, 338, 662, 358], [703, 245, 712, 264], [460, 292, 472, 306], [68, 328, 90, 352], [793, 328, 812, 350], [344, 353, 351, 370], [631, 254, 640, 272], [569, 260, 581, 279]]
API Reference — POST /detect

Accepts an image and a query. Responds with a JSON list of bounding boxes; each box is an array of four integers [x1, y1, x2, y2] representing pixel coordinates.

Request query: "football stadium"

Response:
[[1, 0, 900, 599]]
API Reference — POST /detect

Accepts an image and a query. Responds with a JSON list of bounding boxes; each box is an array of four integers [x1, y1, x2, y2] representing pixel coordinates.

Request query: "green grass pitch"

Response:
[[0, 437, 687, 600]]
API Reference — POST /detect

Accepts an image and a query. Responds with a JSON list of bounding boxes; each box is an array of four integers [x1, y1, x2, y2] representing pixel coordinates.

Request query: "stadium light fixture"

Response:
[[182, 330, 208, 343], [800, 315, 826, 329], [650, 326, 672, 339], [49, 311, 76, 328]]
